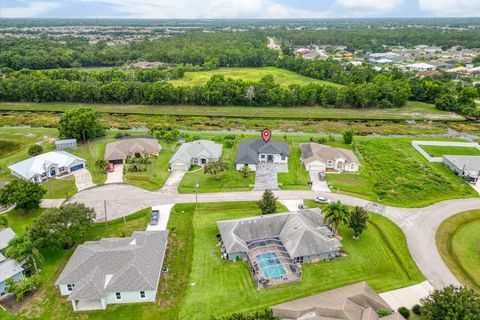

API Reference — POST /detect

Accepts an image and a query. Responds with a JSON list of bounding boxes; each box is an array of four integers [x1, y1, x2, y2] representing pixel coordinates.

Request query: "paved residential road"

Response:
[[63, 183, 480, 290]]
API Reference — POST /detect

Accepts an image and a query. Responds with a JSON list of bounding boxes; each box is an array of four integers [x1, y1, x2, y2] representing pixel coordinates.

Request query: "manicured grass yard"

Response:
[[124, 141, 177, 191], [420, 145, 480, 157], [42, 176, 77, 199], [169, 67, 343, 88], [436, 210, 480, 292], [326, 137, 477, 207], [178, 202, 424, 319]]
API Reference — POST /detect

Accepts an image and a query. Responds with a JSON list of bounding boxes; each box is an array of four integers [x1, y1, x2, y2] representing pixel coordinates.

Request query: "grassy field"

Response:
[[420, 145, 480, 157], [326, 137, 478, 207], [42, 176, 77, 199], [169, 67, 343, 88], [178, 202, 424, 319], [0, 101, 463, 121], [436, 210, 480, 292]]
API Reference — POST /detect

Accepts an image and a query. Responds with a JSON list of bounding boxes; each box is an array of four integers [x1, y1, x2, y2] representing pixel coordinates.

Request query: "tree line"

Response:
[[0, 31, 278, 70]]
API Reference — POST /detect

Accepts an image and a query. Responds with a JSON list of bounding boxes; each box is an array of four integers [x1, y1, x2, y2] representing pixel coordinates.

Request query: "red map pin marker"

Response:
[[261, 129, 271, 143]]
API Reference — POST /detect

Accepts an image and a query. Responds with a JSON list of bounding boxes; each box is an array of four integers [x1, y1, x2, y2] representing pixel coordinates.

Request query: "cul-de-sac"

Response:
[[0, 13, 480, 320]]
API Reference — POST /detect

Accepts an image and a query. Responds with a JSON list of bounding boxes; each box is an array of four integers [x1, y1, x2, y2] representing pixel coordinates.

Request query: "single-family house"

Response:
[[271, 282, 405, 320], [443, 155, 480, 184], [403, 63, 436, 72], [217, 208, 342, 288], [55, 139, 78, 151], [105, 137, 161, 164], [8, 151, 86, 183], [56, 231, 168, 311], [0, 228, 24, 296], [169, 140, 222, 171], [234, 139, 289, 172], [301, 143, 359, 173]]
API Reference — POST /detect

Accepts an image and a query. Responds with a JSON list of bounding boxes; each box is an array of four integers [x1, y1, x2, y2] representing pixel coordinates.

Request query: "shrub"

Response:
[[6, 275, 40, 301], [397, 307, 410, 319], [317, 137, 328, 144], [343, 129, 354, 144], [114, 132, 131, 139], [377, 309, 392, 317], [28, 144, 43, 156], [412, 304, 421, 315]]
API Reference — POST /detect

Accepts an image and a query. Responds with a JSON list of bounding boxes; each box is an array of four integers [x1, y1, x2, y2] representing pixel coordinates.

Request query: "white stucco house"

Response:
[[56, 231, 168, 311], [301, 143, 359, 173], [169, 140, 222, 171], [234, 139, 289, 172], [403, 63, 436, 72], [8, 151, 86, 183]]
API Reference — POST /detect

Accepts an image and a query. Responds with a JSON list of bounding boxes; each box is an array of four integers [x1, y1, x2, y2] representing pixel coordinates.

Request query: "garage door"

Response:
[[308, 165, 325, 171], [171, 162, 188, 171], [70, 163, 85, 172]]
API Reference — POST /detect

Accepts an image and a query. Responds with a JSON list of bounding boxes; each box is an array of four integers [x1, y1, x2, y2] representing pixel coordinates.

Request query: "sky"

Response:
[[1, 0, 480, 19]]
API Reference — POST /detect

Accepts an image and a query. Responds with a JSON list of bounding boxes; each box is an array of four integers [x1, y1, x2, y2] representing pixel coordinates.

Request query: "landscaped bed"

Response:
[[436, 210, 480, 292]]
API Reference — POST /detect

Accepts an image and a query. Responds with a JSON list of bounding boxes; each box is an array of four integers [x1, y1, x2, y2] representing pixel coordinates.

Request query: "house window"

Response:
[[350, 164, 355, 170], [115, 292, 122, 300], [260, 154, 265, 159], [140, 291, 146, 299], [67, 284, 75, 292], [281, 155, 286, 160], [327, 160, 334, 167]]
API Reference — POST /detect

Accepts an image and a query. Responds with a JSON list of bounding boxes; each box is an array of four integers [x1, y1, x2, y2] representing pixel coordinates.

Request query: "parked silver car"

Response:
[[314, 196, 331, 204], [149, 210, 160, 225]]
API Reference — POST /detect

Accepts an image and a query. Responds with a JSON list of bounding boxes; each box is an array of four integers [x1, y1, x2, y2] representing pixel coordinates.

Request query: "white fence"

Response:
[[411, 141, 480, 163]]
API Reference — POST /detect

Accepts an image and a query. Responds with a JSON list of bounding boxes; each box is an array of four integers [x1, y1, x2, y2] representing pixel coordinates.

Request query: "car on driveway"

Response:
[[107, 162, 115, 172], [149, 210, 160, 225], [298, 204, 309, 210], [314, 196, 331, 204], [318, 172, 326, 181]]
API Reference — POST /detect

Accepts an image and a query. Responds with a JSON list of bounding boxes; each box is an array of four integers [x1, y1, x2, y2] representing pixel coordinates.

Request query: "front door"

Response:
[[50, 167, 57, 177], [267, 155, 274, 163]]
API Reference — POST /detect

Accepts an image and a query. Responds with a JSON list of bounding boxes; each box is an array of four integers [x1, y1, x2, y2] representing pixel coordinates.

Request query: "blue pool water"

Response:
[[256, 252, 286, 280]]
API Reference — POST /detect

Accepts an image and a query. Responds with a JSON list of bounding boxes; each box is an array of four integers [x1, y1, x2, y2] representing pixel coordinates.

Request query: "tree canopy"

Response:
[[0, 179, 46, 212], [58, 107, 105, 141], [420, 286, 480, 320]]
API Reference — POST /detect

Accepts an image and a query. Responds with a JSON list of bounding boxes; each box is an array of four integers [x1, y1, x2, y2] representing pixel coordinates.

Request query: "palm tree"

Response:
[[5, 235, 43, 273], [323, 201, 350, 235]]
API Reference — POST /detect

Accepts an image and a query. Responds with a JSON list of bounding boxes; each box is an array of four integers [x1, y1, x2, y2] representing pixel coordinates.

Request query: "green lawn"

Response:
[[326, 137, 478, 207], [278, 139, 310, 190], [179, 202, 424, 319], [436, 210, 480, 292], [0, 100, 463, 121], [124, 141, 177, 191], [169, 67, 343, 88], [42, 176, 77, 199], [420, 145, 480, 157], [178, 138, 255, 193]]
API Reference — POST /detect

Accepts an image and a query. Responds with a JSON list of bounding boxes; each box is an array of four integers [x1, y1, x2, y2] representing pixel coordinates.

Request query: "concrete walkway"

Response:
[[64, 183, 480, 290], [105, 164, 124, 184], [40, 199, 65, 208], [72, 168, 95, 191], [380, 281, 434, 310], [159, 171, 185, 193]]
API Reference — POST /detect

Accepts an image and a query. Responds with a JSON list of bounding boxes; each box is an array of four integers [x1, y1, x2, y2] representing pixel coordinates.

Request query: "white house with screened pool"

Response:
[[8, 151, 86, 183]]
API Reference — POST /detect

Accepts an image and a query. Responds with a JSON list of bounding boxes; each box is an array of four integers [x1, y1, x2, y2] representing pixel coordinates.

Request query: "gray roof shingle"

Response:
[[169, 140, 223, 165], [105, 138, 161, 161], [217, 208, 341, 258], [0, 228, 16, 251], [56, 231, 168, 300], [235, 139, 289, 165]]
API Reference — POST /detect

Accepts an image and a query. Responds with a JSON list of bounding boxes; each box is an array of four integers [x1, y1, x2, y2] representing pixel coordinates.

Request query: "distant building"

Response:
[[8, 151, 86, 183], [55, 139, 78, 151], [403, 63, 436, 72], [443, 156, 480, 184]]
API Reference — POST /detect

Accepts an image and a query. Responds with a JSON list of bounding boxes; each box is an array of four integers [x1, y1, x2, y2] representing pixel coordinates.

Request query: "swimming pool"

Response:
[[256, 252, 286, 280]]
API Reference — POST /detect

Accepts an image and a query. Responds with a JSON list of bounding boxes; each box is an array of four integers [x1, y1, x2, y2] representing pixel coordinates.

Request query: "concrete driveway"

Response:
[[253, 163, 288, 191], [106, 164, 124, 184], [72, 168, 95, 191], [308, 170, 330, 192], [380, 281, 434, 310], [159, 171, 186, 193], [146, 204, 174, 231]]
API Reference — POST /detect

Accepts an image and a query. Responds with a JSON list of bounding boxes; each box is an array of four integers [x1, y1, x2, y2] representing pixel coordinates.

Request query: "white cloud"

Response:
[[419, 0, 480, 17], [332, 0, 404, 15], [1, 1, 62, 18]]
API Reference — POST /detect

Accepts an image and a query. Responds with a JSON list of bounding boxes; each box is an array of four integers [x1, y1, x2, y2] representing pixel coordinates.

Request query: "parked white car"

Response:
[[314, 196, 331, 204]]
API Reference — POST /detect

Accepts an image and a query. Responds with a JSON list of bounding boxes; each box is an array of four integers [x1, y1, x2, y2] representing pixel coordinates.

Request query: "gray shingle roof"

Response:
[[0, 228, 16, 251], [217, 208, 341, 258], [235, 139, 290, 165], [444, 155, 480, 173], [169, 140, 223, 165], [271, 282, 405, 320], [56, 231, 168, 300], [105, 138, 161, 161], [0, 257, 23, 283]]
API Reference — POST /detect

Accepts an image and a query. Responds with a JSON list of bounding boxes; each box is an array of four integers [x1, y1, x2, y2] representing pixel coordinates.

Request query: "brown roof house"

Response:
[[105, 137, 161, 164], [271, 282, 405, 320], [301, 143, 359, 173]]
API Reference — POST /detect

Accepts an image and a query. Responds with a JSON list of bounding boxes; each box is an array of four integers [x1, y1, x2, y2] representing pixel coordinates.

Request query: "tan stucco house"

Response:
[[301, 143, 359, 173]]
